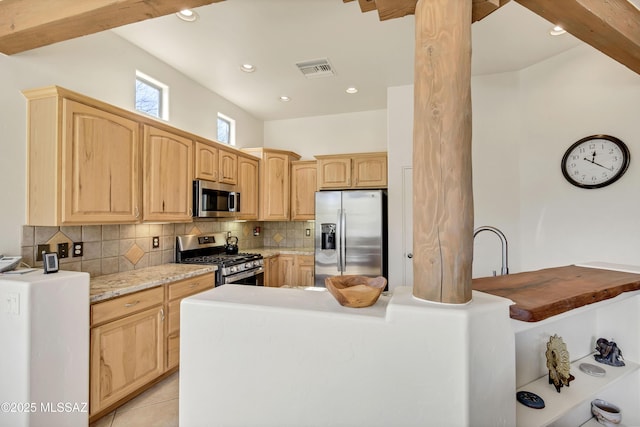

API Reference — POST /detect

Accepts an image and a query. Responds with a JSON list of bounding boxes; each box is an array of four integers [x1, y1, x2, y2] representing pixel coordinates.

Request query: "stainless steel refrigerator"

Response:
[[314, 190, 388, 287]]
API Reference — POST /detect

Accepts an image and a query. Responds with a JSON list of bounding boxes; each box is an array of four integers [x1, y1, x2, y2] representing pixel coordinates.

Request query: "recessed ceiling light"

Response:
[[279, 96, 291, 102], [346, 87, 358, 94], [240, 64, 256, 73], [550, 25, 566, 36], [176, 9, 198, 22]]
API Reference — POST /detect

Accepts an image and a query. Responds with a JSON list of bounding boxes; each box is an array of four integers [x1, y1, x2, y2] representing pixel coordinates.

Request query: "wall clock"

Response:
[[561, 134, 630, 189]]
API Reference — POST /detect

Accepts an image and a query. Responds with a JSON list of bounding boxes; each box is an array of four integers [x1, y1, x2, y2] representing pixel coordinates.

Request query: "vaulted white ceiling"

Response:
[[112, 0, 587, 121]]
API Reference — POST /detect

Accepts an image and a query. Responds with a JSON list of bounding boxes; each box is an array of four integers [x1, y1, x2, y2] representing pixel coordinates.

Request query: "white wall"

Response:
[[387, 85, 414, 287], [263, 110, 387, 159], [386, 44, 640, 280], [518, 45, 640, 270], [0, 31, 263, 255]]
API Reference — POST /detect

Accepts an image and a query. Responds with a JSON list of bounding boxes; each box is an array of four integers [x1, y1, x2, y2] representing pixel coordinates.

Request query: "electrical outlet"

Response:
[[57, 242, 69, 259], [73, 242, 83, 257], [152, 236, 160, 248], [305, 229, 311, 237], [36, 244, 50, 261]]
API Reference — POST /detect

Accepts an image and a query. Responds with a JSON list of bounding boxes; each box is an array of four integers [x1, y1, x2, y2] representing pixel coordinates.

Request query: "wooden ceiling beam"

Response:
[[472, 0, 511, 23], [0, 0, 224, 55], [346, 0, 511, 22], [515, 0, 640, 75]]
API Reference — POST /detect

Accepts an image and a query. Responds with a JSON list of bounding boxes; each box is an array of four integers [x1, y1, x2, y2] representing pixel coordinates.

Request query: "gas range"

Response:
[[176, 233, 264, 286]]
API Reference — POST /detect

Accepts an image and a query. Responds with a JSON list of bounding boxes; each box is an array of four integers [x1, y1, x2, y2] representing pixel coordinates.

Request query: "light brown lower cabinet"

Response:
[[89, 273, 213, 421], [297, 255, 315, 287], [89, 287, 164, 417], [264, 255, 280, 287], [165, 275, 213, 370], [264, 254, 314, 287]]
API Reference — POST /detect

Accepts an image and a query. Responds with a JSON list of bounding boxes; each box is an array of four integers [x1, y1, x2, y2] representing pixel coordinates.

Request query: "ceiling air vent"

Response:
[[296, 58, 335, 79]]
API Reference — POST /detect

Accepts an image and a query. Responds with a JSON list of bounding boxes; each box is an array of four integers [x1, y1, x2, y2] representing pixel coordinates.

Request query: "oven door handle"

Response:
[[223, 267, 264, 284]]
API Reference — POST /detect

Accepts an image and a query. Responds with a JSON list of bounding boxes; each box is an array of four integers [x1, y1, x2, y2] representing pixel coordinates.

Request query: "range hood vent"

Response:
[[296, 58, 335, 79]]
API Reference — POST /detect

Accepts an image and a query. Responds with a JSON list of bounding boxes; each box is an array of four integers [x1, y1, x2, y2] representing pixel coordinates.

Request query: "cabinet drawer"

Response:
[[91, 286, 163, 326], [167, 273, 214, 301]]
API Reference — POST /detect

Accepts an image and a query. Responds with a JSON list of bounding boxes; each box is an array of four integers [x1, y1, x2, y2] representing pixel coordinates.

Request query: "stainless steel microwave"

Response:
[[193, 180, 240, 218]]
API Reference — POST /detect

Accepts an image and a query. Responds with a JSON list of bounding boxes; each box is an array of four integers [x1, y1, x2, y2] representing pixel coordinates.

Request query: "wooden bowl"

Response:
[[325, 275, 387, 308]]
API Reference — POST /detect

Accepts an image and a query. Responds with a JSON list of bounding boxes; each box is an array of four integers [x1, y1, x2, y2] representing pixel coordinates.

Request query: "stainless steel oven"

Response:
[[193, 180, 240, 218], [176, 233, 263, 287]]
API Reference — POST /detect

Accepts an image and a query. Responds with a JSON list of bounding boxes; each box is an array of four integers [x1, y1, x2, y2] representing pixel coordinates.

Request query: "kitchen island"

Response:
[[180, 263, 640, 427], [180, 284, 515, 427]]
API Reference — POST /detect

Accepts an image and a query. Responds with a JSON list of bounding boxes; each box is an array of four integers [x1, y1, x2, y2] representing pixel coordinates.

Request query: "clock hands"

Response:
[[583, 157, 613, 171]]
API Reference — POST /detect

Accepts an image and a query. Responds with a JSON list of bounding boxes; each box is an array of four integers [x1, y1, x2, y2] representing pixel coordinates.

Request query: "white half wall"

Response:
[[0, 31, 263, 255]]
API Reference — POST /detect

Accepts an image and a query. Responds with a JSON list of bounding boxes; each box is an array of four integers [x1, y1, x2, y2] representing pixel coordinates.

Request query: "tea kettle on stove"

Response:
[[225, 236, 239, 255]]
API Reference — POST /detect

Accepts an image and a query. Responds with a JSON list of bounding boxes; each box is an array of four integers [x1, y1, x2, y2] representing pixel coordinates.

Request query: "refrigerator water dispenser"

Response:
[[321, 223, 336, 250]]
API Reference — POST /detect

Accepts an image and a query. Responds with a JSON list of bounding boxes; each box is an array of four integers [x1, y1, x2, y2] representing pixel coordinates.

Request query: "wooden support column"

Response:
[[412, 0, 473, 303]]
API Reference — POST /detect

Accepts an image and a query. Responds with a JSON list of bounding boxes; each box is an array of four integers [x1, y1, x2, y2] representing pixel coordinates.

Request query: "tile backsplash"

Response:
[[21, 220, 314, 278]]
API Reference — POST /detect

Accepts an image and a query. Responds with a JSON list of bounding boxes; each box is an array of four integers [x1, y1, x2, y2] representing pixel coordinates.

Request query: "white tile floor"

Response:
[[90, 372, 179, 427]]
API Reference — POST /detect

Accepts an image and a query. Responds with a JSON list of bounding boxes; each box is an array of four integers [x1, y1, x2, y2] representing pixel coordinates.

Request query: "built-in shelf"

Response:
[[516, 354, 638, 427]]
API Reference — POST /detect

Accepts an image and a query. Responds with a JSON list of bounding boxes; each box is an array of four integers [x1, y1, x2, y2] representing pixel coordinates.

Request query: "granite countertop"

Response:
[[252, 247, 314, 257], [90, 263, 216, 304]]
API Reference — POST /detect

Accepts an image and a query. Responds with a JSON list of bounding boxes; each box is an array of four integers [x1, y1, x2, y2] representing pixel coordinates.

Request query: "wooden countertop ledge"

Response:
[[472, 265, 640, 322]]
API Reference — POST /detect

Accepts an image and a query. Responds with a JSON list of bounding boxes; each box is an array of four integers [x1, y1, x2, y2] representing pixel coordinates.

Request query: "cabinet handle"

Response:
[[190, 282, 198, 288], [189, 207, 193, 216], [160, 307, 165, 321], [124, 300, 140, 308], [134, 207, 140, 218]]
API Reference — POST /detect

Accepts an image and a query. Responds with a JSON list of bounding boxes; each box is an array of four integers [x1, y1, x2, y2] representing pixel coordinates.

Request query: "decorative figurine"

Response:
[[594, 338, 625, 367], [546, 334, 575, 393]]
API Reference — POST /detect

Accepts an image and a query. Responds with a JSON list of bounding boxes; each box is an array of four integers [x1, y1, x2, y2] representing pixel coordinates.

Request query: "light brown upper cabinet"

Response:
[[23, 86, 141, 225], [316, 152, 387, 190], [218, 148, 238, 185], [237, 155, 259, 220], [291, 160, 317, 220], [242, 148, 301, 221], [143, 125, 193, 222], [194, 141, 219, 182], [195, 141, 238, 185]]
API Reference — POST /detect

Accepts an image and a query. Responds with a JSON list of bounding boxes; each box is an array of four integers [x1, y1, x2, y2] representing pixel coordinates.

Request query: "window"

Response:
[[135, 71, 169, 120], [217, 112, 236, 145]]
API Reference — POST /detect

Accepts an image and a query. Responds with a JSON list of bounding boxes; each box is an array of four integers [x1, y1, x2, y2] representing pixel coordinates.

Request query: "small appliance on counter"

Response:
[[0, 255, 22, 273], [176, 233, 263, 286]]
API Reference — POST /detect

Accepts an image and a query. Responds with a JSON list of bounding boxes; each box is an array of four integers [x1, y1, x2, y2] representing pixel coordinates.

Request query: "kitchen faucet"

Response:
[[473, 226, 509, 276]]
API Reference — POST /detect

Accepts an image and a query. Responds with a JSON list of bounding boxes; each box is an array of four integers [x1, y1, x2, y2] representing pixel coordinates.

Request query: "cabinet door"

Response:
[[264, 256, 280, 287], [219, 149, 238, 185], [143, 125, 193, 222], [195, 141, 218, 181], [291, 161, 317, 220], [262, 152, 291, 220], [317, 158, 351, 189], [353, 154, 387, 188], [62, 99, 140, 223], [166, 299, 181, 370], [237, 156, 259, 220], [297, 255, 315, 287], [90, 306, 164, 415], [279, 255, 296, 286]]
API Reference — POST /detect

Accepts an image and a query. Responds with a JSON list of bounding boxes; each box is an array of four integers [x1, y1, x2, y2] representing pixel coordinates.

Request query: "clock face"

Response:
[[561, 135, 630, 189]]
